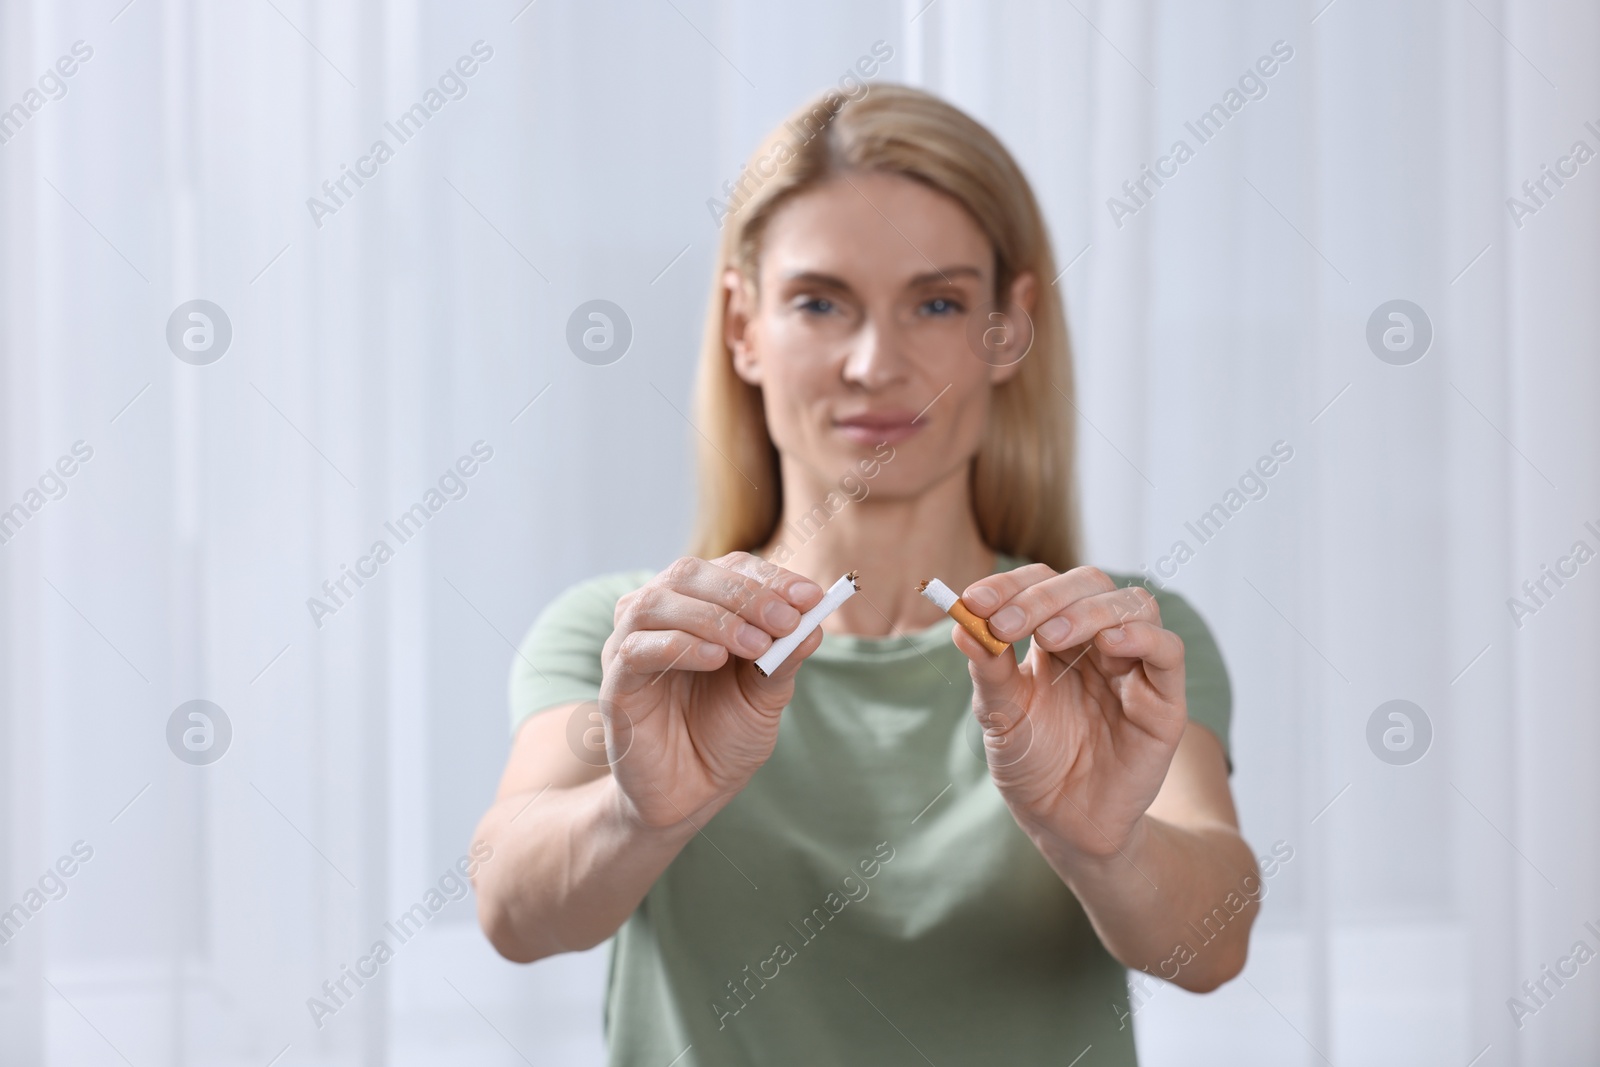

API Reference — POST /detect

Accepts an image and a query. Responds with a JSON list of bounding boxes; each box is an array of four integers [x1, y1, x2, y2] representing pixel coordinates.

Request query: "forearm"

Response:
[[473, 775, 702, 963], [1032, 814, 1260, 992]]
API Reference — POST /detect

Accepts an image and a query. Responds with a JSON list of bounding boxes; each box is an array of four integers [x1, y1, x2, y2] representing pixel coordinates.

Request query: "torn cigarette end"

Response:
[[753, 571, 860, 677], [918, 577, 1010, 656]]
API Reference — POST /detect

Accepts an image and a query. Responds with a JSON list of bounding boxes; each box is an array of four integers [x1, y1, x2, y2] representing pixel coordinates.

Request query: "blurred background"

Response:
[[1, 0, 1596, 1064]]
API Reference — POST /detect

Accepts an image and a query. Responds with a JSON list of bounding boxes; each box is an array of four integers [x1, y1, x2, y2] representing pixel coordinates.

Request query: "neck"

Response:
[[757, 456, 998, 637]]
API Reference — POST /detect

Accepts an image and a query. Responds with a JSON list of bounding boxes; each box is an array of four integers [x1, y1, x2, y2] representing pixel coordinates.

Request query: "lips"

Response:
[[833, 410, 922, 446]]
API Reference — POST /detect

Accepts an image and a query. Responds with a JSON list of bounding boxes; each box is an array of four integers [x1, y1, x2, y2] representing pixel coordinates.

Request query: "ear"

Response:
[[723, 268, 763, 386], [989, 270, 1037, 386]]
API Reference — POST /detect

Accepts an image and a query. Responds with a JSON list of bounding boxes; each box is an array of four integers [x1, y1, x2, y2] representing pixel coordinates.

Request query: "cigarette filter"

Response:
[[918, 577, 1010, 656], [753, 571, 860, 677]]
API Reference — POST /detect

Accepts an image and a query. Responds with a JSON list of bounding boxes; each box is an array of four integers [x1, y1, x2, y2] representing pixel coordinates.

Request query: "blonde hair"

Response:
[[689, 83, 1081, 572]]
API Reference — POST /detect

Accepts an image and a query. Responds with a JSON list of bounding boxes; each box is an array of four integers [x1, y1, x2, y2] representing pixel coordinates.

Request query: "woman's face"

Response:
[[726, 170, 1034, 502]]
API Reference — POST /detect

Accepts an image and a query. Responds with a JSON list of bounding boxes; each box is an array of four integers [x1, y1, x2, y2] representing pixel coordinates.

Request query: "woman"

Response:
[[473, 84, 1260, 1065]]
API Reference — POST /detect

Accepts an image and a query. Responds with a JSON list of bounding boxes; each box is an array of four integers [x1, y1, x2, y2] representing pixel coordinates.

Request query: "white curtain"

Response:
[[1, 0, 1594, 1063]]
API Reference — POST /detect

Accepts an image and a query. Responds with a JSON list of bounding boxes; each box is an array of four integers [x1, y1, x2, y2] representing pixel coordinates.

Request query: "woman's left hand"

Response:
[[953, 565, 1190, 860]]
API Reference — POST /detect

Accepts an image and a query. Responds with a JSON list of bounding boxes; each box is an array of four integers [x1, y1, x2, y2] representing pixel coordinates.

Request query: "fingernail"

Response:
[[736, 623, 771, 654], [964, 586, 998, 612], [1102, 626, 1125, 644], [990, 606, 1024, 635], [763, 599, 800, 630], [791, 580, 823, 602], [1038, 617, 1071, 644]]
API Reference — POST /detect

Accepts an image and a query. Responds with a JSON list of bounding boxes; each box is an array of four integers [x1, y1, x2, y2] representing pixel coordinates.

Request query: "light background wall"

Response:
[[0, 0, 1596, 1064]]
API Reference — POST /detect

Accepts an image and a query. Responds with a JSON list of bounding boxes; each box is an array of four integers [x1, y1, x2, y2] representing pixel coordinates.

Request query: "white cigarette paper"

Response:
[[753, 571, 859, 676], [918, 578, 960, 613]]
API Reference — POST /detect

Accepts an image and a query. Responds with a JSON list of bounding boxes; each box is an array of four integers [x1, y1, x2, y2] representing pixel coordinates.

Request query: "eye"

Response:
[[920, 296, 964, 316], [796, 296, 836, 316]]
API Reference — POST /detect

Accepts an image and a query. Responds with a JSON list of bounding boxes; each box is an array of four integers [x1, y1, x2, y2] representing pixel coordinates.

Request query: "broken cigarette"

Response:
[[753, 571, 860, 677], [918, 577, 1010, 656]]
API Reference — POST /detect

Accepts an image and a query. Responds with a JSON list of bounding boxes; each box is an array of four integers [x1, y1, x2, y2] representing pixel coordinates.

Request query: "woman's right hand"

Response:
[[596, 553, 825, 830]]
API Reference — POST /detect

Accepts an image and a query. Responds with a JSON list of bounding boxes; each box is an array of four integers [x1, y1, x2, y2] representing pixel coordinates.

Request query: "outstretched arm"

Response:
[[1032, 723, 1259, 992]]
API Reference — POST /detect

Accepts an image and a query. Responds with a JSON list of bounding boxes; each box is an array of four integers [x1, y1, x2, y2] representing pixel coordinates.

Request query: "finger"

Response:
[[713, 552, 826, 613], [742, 625, 825, 685], [958, 563, 1064, 617], [957, 624, 1037, 772], [1052, 645, 1147, 751], [1093, 620, 1186, 703], [1079, 636, 1188, 742], [607, 619, 826, 697], [954, 620, 1026, 711], [1030, 585, 1162, 651], [657, 556, 807, 637], [617, 586, 776, 661], [971, 567, 1122, 643], [1040, 638, 1093, 686], [1066, 647, 1121, 727], [608, 627, 734, 690]]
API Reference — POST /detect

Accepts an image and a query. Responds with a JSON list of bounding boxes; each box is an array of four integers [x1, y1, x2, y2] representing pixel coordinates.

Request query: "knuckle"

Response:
[[1069, 565, 1113, 592], [631, 584, 666, 618], [726, 574, 759, 611], [613, 633, 650, 672], [612, 590, 637, 626], [664, 556, 699, 585], [750, 563, 785, 593], [723, 550, 774, 583]]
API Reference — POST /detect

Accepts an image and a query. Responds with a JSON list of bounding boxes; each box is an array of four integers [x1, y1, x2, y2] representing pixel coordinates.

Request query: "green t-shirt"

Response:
[[509, 557, 1232, 1066]]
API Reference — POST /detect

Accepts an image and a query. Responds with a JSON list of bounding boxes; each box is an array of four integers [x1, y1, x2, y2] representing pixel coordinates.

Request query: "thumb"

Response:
[[951, 623, 1028, 729], [739, 627, 824, 712]]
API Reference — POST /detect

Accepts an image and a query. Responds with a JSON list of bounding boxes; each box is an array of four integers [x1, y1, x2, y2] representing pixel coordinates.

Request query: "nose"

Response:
[[841, 314, 911, 389]]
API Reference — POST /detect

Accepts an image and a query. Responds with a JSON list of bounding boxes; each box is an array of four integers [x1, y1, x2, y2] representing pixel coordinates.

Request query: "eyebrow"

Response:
[[779, 265, 987, 290]]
